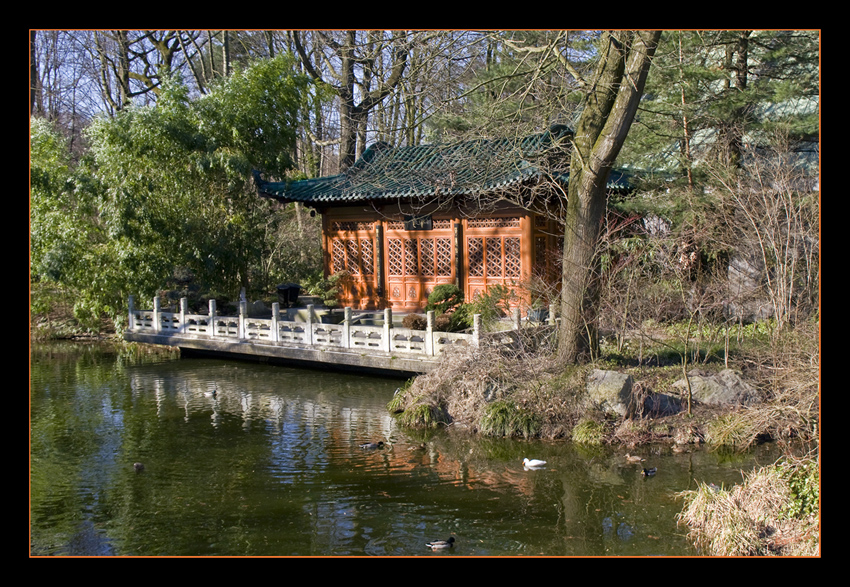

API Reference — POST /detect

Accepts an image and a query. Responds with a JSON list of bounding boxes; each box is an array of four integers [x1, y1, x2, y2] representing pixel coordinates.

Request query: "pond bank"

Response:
[[389, 324, 818, 450], [386, 324, 819, 556]]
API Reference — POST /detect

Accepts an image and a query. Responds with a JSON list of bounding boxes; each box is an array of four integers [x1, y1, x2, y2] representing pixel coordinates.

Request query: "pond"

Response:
[[30, 341, 787, 557]]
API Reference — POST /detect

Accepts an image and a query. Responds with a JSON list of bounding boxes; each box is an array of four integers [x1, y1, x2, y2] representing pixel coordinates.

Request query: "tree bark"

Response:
[[558, 30, 661, 363], [30, 30, 39, 116]]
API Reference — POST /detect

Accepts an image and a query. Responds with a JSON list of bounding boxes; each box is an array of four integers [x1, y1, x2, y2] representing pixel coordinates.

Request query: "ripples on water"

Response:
[[31, 342, 791, 557]]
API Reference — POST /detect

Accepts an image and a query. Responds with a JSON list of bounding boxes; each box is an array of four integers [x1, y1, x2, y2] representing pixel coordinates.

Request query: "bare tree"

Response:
[[291, 30, 421, 171], [90, 30, 204, 113], [710, 133, 819, 331]]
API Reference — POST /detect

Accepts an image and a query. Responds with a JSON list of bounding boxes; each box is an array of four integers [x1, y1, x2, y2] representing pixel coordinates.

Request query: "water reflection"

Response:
[[31, 343, 793, 556]]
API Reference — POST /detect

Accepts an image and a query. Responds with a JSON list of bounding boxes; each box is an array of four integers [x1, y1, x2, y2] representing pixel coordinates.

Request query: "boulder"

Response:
[[586, 369, 635, 417], [672, 368, 760, 406], [643, 392, 682, 416]]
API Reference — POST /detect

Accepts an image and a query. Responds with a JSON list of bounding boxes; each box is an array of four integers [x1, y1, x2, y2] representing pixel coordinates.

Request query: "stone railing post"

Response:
[[426, 310, 435, 356], [383, 308, 393, 352], [208, 299, 217, 337], [343, 307, 352, 349], [271, 302, 280, 342], [128, 296, 135, 332], [180, 298, 188, 334], [306, 304, 315, 345], [153, 296, 162, 333], [473, 313, 481, 348], [239, 300, 247, 340], [513, 307, 521, 330]]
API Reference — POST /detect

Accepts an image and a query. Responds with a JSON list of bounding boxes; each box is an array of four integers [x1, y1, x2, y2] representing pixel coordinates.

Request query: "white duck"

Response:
[[523, 458, 547, 469]]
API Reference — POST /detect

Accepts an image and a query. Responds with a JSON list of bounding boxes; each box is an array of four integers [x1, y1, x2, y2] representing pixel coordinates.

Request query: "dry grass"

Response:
[[676, 456, 819, 556], [390, 338, 589, 438], [706, 321, 819, 449]]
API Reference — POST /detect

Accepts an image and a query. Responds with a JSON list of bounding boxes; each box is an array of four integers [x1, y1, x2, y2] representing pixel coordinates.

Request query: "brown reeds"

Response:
[[676, 456, 819, 556]]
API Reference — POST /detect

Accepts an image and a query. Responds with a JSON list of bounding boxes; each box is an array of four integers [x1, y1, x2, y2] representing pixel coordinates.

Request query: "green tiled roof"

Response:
[[255, 124, 584, 206]]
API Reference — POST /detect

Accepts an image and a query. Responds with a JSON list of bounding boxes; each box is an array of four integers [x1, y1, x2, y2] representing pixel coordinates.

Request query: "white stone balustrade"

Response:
[[127, 296, 478, 359]]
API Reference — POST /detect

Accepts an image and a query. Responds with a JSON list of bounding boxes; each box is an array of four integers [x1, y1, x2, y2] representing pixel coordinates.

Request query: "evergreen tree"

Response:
[[31, 54, 318, 330]]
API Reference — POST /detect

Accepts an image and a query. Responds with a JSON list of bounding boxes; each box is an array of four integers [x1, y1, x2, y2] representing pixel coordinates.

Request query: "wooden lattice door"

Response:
[[465, 216, 525, 304], [327, 220, 377, 308], [385, 219, 455, 310]]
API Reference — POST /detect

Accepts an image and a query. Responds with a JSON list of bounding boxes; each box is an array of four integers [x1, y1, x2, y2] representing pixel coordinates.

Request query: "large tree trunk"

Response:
[[558, 30, 661, 363]]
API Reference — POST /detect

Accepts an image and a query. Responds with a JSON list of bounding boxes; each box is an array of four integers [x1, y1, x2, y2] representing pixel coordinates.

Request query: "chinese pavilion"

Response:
[[254, 124, 629, 312]]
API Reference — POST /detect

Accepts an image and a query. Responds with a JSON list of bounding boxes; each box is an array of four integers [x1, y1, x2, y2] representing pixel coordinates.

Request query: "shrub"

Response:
[[434, 312, 454, 331], [436, 305, 473, 332], [307, 271, 350, 308], [467, 284, 515, 331], [402, 313, 428, 330], [426, 284, 464, 314]]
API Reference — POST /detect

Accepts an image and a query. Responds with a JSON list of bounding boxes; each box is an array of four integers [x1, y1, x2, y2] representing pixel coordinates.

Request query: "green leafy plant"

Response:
[[308, 271, 351, 308], [423, 284, 472, 332], [780, 458, 819, 519]]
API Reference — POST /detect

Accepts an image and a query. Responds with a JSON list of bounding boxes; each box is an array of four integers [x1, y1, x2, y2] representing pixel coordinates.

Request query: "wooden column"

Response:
[[454, 221, 463, 291], [375, 222, 385, 303]]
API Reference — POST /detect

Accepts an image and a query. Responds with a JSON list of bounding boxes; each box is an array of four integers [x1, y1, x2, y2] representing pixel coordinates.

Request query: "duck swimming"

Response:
[[625, 453, 645, 463], [642, 467, 657, 476], [133, 462, 145, 472], [523, 458, 547, 469], [426, 537, 455, 550], [359, 441, 384, 449]]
